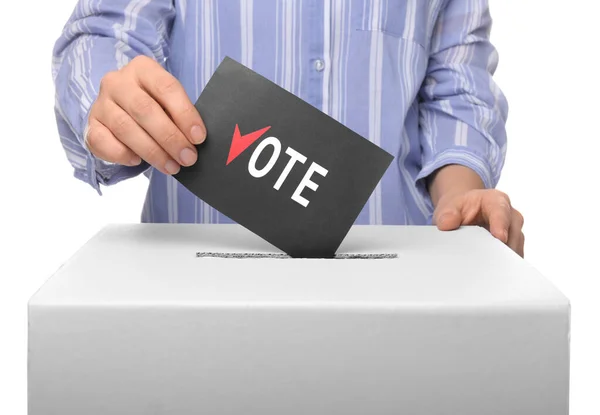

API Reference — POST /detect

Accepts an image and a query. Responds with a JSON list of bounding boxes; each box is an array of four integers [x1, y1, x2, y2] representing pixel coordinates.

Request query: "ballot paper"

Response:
[[174, 57, 394, 258]]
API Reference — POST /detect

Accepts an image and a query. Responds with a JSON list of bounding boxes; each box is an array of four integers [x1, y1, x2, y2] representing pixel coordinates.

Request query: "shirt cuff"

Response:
[[80, 117, 150, 194], [415, 147, 496, 190]]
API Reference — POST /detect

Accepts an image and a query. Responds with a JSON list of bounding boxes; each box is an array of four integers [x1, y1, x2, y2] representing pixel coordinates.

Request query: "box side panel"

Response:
[[28, 306, 569, 415]]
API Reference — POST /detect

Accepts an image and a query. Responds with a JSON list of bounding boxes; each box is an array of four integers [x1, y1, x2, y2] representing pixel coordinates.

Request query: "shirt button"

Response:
[[314, 59, 325, 72]]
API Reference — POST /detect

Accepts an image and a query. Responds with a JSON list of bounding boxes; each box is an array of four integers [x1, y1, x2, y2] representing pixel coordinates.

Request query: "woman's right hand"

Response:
[[85, 55, 207, 176]]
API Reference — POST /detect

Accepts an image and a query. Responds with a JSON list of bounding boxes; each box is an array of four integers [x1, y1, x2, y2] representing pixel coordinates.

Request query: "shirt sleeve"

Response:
[[52, 0, 176, 193], [417, 0, 509, 190]]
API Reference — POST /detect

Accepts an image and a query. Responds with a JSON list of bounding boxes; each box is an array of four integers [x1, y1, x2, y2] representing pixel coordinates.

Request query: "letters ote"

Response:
[[226, 124, 328, 207]]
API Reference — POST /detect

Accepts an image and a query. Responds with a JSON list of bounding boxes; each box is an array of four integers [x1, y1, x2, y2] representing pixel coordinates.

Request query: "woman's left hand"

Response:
[[433, 188, 525, 257]]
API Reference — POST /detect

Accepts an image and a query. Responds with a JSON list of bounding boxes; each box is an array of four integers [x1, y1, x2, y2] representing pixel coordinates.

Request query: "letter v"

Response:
[[226, 124, 272, 165]]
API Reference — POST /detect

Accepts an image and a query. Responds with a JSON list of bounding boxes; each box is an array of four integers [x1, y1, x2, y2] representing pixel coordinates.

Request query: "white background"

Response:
[[0, 1, 597, 413]]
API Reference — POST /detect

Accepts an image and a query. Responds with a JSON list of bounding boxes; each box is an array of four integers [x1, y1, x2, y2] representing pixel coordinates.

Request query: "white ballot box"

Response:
[[28, 224, 569, 415]]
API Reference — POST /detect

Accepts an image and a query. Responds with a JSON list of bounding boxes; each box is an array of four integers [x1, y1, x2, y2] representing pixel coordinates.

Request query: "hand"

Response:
[[84, 55, 207, 176], [433, 189, 525, 257]]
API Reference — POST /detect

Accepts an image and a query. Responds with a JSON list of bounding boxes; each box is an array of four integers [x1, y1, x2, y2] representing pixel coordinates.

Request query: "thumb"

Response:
[[433, 196, 463, 231]]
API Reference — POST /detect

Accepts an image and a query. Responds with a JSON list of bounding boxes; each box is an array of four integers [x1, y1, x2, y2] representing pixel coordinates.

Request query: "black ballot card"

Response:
[[174, 57, 394, 258]]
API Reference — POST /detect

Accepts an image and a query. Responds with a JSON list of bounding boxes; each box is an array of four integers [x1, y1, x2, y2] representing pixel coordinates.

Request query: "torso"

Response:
[[142, 0, 444, 225]]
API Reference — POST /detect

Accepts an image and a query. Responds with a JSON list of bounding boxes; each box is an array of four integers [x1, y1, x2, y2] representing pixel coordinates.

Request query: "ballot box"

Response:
[[28, 224, 569, 415]]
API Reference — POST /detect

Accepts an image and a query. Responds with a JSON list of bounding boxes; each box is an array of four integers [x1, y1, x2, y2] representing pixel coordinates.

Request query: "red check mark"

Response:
[[226, 124, 272, 165]]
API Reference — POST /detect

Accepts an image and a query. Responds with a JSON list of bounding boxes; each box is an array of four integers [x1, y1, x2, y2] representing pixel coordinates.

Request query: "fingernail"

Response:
[[165, 160, 180, 175], [495, 229, 508, 242], [130, 156, 142, 166], [438, 212, 452, 224], [180, 147, 197, 166], [191, 125, 206, 144]]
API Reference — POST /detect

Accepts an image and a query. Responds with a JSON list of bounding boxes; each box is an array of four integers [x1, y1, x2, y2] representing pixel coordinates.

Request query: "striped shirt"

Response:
[[52, 0, 508, 225]]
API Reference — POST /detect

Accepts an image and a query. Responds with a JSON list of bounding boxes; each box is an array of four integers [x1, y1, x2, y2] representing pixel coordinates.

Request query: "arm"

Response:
[[418, 1, 524, 256], [418, 0, 508, 196], [52, 0, 176, 193]]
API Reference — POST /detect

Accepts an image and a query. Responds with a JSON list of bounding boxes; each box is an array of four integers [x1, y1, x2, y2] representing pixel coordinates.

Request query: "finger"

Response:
[[481, 192, 512, 243], [85, 117, 141, 166], [433, 199, 463, 231], [133, 58, 207, 145], [458, 190, 484, 226], [507, 208, 525, 257], [110, 85, 198, 167], [97, 100, 180, 176], [510, 231, 524, 258]]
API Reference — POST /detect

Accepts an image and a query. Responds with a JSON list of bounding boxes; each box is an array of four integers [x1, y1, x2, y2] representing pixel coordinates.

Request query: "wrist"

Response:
[[427, 164, 485, 207]]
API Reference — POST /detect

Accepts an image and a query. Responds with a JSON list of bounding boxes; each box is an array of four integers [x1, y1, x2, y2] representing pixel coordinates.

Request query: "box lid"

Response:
[[29, 224, 568, 309]]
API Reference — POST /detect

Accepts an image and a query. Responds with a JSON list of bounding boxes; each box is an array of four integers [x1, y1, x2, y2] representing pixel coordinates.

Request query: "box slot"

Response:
[[195, 252, 398, 259]]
